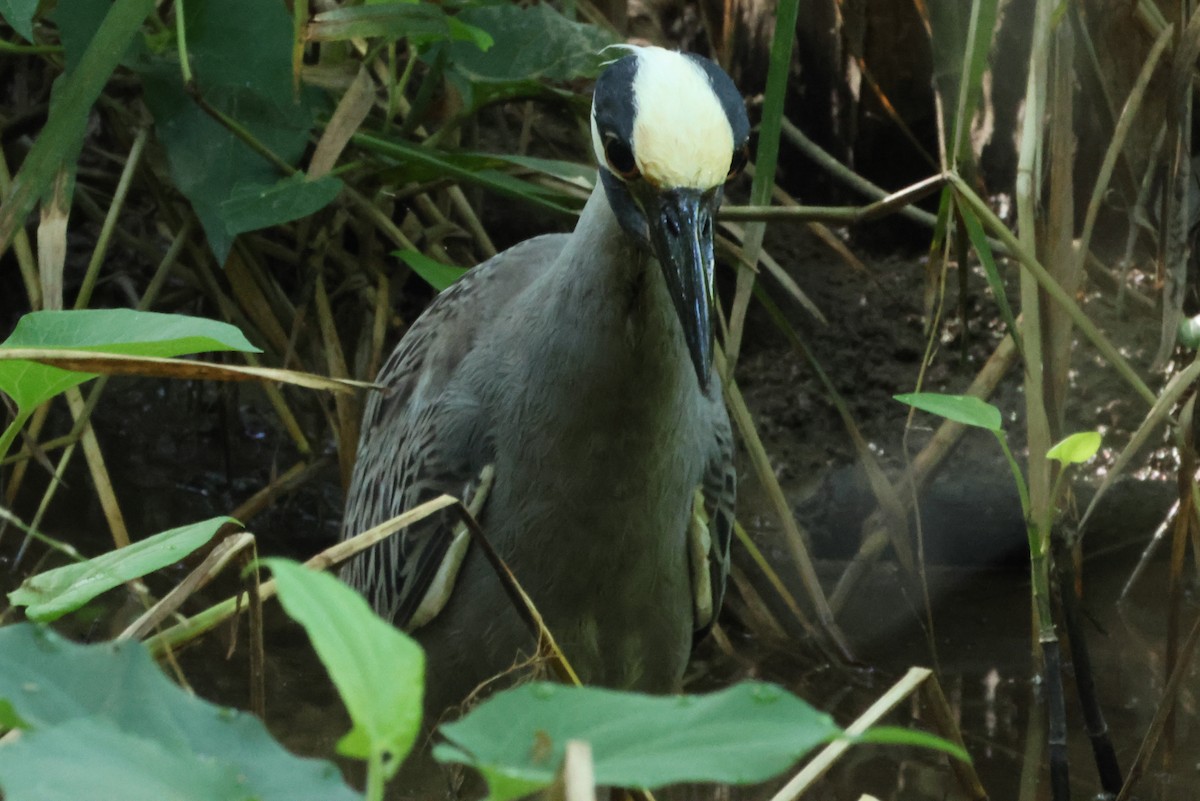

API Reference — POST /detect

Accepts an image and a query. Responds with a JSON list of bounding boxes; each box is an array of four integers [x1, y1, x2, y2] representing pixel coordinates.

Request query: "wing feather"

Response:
[[340, 236, 568, 628], [695, 410, 735, 637]]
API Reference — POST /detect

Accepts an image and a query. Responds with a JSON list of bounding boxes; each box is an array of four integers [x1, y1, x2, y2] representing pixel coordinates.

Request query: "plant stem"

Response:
[[1053, 533, 1124, 792], [366, 750, 384, 801], [0, 416, 24, 466], [175, 0, 192, 84], [992, 432, 1032, 526]]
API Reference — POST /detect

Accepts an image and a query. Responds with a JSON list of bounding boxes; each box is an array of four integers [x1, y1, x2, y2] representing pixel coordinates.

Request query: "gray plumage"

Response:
[[341, 46, 744, 721]]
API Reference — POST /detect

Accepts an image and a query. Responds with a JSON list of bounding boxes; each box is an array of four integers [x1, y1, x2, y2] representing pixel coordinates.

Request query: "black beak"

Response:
[[645, 188, 716, 389]]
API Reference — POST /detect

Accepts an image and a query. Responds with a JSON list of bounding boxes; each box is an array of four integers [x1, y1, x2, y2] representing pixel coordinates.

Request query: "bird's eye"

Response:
[[605, 139, 639, 179], [727, 145, 749, 181]]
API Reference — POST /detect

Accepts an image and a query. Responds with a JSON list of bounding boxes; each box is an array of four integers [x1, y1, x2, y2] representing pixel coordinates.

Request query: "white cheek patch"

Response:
[[630, 48, 734, 189], [590, 112, 607, 170]]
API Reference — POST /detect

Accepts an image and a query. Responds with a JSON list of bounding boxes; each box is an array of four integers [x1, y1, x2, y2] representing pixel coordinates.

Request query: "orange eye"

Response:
[[605, 139, 639, 179], [727, 145, 749, 180]]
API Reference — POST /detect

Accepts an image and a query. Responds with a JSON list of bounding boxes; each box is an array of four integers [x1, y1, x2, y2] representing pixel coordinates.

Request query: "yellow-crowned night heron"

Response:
[[342, 46, 749, 718]]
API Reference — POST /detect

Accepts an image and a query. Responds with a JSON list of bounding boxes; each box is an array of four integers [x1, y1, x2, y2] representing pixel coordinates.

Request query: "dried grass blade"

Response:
[[0, 348, 375, 393], [75, 128, 150, 310], [315, 274, 359, 490], [37, 165, 71, 311], [768, 668, 933, 801], [144, 495, 459, 655], [119, 531, 258, 640], [1078, 354, 1200, 532], [716, 350, 854, 659], [65, 387, 129, 550], [1075, 24, 1172, 278], [310, 65, 376, 179]]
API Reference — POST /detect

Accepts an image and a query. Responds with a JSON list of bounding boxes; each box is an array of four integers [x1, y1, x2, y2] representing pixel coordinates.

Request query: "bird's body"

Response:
[[341, 45, 747, 724]]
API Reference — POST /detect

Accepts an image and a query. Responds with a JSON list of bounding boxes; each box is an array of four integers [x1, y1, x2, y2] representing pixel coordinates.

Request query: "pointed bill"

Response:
[[645, 188, 715, 388]]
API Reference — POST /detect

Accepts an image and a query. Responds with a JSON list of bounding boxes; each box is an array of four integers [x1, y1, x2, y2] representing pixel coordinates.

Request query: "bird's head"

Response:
[[591, 46, 750, 389]]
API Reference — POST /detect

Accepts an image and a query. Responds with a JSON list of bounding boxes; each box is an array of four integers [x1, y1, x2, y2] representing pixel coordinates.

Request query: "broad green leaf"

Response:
[[894, 392, 1002, 433], [0, 718, 250, 801], [0, 624, 359, 801], [51, 0, 118, 74], [434, 681, 843, 799], [0, 309, 259, 414], [395, 249, 468, 292], [436, 4, 614, 112], [133, 0, 317, 262], [0, 0, 39, 41], [1046, 431, 1102, 466], [1, 309, 257, 353], [264, 559, 424, 774], [8, 517, 236, 621], [220, 174, 344, 238]]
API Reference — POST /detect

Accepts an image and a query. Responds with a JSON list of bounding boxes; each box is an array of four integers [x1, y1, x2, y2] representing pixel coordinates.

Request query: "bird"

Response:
[[341, 45, 749, 723]]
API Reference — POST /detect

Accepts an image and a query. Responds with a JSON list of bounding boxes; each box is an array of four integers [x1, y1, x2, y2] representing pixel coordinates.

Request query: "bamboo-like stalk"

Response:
[[1051, 533, 1123, 792], [1163, 393, 1198, 766], [1015, 2, 1068, 798]]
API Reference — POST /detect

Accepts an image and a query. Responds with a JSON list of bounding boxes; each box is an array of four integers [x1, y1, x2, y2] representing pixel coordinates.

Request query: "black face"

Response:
[[592, 52, 751, 201], [590, 50, 751, 389]]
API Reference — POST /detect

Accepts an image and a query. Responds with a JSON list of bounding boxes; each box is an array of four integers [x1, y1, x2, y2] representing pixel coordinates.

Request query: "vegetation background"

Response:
[[0, 1, 1198, 800]]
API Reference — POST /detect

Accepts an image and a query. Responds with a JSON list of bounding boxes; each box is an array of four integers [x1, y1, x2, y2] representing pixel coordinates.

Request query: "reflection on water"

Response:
[[806, 549, 1200, 801]]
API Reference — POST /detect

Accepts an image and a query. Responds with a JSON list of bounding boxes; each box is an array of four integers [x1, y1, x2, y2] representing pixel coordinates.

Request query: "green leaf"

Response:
[[8, 517, 236, 622], [395, 249, 468, 292], [0, 309, 259, 415], [0, 698, 30, 730], [854, 726, 971, 762], [894, 392, 1003, 433], [0, 0, 39, 41], [1, 309, 258, 353], [356, 132, 581, 216], [263, 559, 424, 774], [1046, 431, 1102, 466], [309, 3, 493, 50], [0, 624, 359, 801], [133, 0, 317, 262], [436, 4, 614, 112], [957, 196, 1021, 357], [487, 153, 597, 190], [220, 174, 344, 238], [0, 718, 251, 801], [434, 681, 843, 799], [51, 0, 118, 74]]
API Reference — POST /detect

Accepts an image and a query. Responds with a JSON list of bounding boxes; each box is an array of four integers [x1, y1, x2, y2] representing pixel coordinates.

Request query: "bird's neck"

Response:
[[560, 183, 652, 293], [528, 183, 692, 395]]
